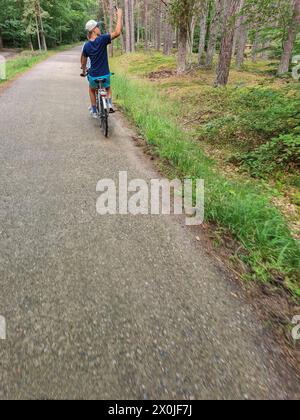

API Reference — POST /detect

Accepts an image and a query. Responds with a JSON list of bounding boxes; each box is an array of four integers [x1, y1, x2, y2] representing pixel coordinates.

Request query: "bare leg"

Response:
[[89, 87, 97, 107], [106, 87, 114, 112], [106, 87, 112, 99]]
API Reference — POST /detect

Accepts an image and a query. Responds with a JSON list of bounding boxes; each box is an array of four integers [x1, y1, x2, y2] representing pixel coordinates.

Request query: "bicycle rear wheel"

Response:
[[100, 97, 108, 138], [102, 110, 108, 138], [96, 93, 101, 124]]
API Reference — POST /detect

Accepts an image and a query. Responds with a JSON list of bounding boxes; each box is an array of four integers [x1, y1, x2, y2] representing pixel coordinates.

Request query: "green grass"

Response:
[[113, 52, 300, 238], [2, 51, 49, 82], [111, 68, 300, 296], [127, 53, 176, 76]]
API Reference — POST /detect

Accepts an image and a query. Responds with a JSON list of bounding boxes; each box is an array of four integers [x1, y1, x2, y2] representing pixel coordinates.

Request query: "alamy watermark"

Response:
[[292, 55, 300, 81], [96, 172, 204, 226], [0, 55, 6, 81], [0, 315, 6, 340]]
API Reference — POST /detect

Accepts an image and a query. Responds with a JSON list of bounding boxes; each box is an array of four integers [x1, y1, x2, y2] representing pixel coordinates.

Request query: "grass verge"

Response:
[[111, 53, 300, 241], [111, 69, 300, 296]]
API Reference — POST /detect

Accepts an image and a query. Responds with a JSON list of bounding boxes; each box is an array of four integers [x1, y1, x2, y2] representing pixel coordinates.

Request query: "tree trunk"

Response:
[[232, 32, 237, 57], [28, 34, 34, 51], [278, 0, 300, 75], [198, 4, 208, 65], [163, 10, 173, 56], [124, 0, 131, 52], [35, 11, 42, 52], [232, 0, 244, 57], [206, 0, 224, 68], [121, 31, 126, 53], [261, 41, 271, 60], [236, 4, 248, 69], [101, 0, 109, 32], [0, 33, 3, 50], [236, 23, 248, 69], [36, 0, 47, 51], [130, 0, 135, 52], [177, 24, 188, 74], [251, 31, 260, 62], [155, 1, 162, 50], [144, 0, 149, 52], [189, 16, 196, 54], [214, 0, 240, 86], [109, 0, 114, 56], [163, 7, 169, 55], [137, 2, 140, 45], [175, 27, 179, 50]]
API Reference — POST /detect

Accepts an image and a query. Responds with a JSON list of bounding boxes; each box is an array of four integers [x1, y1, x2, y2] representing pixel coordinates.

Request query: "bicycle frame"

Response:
[[82, 71, 113, 138], [96, 80, 109, 137]]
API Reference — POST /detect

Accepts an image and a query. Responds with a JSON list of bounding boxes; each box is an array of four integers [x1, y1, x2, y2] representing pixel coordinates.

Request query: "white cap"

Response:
[[85, 20, 98, 32]]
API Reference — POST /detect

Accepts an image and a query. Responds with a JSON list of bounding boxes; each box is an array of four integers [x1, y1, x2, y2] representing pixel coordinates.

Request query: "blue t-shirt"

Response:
[[82, 34, 111, 77]]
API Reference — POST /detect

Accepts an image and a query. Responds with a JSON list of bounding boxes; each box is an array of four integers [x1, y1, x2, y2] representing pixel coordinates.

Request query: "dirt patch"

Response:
[[148, 70, 176, 80]]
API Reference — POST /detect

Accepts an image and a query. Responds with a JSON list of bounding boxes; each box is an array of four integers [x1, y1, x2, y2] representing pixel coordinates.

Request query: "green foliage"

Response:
[[0, 0, 98, 49], [200, 85, 300, 149], [0, 0, 27, 47], [169, 0, 199, 30], [41, 0, 98, 47], [233, 87, 300, 135], [200, 85, 300, 181], [244, 0, 293, 30], [232, 134, 300, 178], [243, 0, 298, 61]]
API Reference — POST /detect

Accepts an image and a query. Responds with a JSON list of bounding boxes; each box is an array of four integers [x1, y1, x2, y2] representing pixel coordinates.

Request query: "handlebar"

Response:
[[80, 71, 114, 78]]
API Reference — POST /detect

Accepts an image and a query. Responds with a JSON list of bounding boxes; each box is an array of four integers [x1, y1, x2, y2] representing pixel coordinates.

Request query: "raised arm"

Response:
[[111, 8, 123, 40]]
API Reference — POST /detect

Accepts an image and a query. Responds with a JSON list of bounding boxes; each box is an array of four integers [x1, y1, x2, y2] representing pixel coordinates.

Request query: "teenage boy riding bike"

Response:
[[81, 8, 123, 117]]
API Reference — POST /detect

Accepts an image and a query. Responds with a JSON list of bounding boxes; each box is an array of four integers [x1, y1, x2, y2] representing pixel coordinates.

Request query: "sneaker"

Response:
[[88, 106, 93, 115], [92, 112, 98, 119], [109, 108, 116, 114]]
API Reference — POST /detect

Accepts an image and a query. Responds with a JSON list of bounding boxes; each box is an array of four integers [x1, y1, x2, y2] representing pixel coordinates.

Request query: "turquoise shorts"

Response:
[[88, 74, 111, 89]]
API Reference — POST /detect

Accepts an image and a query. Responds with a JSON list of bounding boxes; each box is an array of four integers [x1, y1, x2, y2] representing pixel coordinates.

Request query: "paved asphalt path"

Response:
[[0, 47, 299, 400]]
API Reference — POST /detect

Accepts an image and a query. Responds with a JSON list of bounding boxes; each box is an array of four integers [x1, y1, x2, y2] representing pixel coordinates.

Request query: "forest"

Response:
[[1, 1, 300, 293], [0, 0, 98, 49], [1, 1, 300, 83]]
